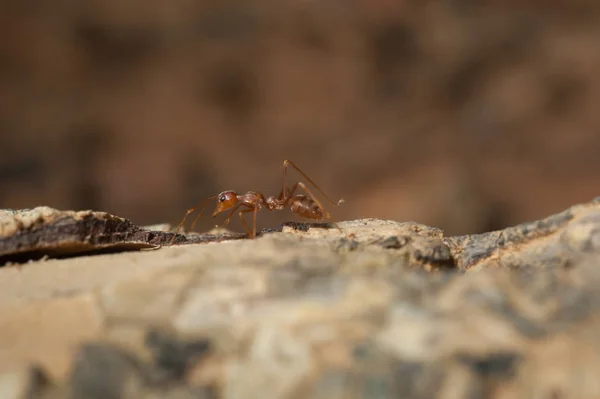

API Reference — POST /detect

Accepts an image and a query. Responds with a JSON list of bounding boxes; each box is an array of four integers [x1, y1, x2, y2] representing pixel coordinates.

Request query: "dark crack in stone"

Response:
[[67, 336, 217, 399], [25, 365, 53, 399], [333, 237, 360, 252], [456, 352, 521, 380], [0, 365, 53, 399], [410, 237, 455, 270], [144, 328, 212, 383], [263, 221, 337, 234], [308, 342, 446, 399], [68, 344, 144, 399], [378, 235, 411, 249]]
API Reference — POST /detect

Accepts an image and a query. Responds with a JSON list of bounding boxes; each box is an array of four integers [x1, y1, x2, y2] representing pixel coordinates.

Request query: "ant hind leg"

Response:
[[282, 160, 344, 207]]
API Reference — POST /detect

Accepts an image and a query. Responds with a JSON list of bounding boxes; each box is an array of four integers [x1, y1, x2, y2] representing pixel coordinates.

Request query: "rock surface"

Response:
[[0, 207, 246, 265], [1, 198, 600, 398]]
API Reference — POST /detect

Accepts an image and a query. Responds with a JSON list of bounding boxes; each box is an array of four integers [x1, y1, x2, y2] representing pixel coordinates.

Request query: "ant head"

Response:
[[212, 190, 238, 217]]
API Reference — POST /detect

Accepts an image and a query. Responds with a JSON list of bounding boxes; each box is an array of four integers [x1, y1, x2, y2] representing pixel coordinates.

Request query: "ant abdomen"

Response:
[[290, 195, 324, 220]]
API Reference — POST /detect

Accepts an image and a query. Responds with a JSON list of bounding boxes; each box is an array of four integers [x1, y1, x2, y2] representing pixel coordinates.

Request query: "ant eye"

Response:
[[220, 196, 226, 202]]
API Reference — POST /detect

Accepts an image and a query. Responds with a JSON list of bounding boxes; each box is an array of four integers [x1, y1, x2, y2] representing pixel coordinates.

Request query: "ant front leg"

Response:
[[216, 203, 243, 229], [170, 195, 217, 245], [238, 207, 259, 238]]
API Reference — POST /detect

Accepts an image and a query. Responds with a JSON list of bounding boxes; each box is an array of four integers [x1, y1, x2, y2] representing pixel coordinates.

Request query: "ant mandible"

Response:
[[170, 160, 344, 244]]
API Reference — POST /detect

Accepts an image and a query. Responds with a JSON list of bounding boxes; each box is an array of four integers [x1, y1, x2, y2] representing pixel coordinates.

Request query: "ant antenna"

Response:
[[170, 195, 217, 245]]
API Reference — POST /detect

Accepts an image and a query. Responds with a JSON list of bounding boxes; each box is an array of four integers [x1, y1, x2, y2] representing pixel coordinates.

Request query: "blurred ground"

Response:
[[0, 0, 599, 236]]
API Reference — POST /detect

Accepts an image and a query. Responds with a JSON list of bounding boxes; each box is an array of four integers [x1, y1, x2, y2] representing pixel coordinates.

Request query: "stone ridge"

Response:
[[0, 207, 246, 264], [445, 196, 600, 269]]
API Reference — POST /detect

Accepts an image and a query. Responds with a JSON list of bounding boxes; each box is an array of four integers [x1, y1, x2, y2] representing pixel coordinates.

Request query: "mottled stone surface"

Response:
[[445, 196, 600, 270], [1, 199, 600, 398], [0, 295, 104, 379]]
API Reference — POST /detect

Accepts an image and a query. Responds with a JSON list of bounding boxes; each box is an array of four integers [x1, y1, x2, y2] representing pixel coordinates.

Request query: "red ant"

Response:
[[170, 160, 344, 244]]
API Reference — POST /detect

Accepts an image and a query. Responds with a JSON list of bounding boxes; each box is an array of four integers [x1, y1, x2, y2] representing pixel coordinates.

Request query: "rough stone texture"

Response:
[[0, 207, 245, 265], [1, 198, 600, 398], [445, 196, 600, 270]]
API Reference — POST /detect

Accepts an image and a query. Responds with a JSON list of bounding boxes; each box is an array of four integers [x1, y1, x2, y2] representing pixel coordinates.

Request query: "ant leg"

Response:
[[238, 207, 258, 238], [282, 160, 344, 206], [276, 181, 292, 202], [170, 195, 217, 245], [253, 205, 258, 237], [297, 182, 343, 234], [216, 203, 243, 229], [280, 183, 298, 205]]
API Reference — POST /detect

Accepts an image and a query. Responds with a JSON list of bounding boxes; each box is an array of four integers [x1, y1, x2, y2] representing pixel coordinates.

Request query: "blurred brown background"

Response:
[[0, 0, 599, 236]]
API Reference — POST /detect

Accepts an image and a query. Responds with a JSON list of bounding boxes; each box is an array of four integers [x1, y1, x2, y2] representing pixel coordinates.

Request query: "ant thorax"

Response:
[[265, 196, 285, 211]]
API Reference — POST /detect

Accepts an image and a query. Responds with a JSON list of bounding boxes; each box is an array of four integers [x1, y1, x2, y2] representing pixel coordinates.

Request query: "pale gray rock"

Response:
[[2, 198, 600, 398]]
